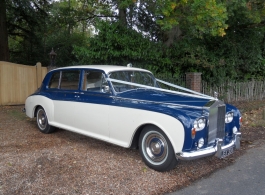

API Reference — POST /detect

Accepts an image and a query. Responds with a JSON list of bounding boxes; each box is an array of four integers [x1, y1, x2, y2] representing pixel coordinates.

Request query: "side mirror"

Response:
[[101, 74, 110, 93], [101, 85, 110, 93]]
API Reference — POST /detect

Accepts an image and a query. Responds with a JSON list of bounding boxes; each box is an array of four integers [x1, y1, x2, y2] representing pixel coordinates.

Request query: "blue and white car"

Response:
[[25, 65, 242, 172]]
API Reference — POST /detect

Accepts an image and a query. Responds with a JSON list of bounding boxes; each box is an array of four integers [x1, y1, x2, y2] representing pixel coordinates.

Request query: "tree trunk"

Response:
[[0, 0, 10, 61], [116, 0, 127, 26], [163, 25, 182, 47], [118, 7, 127, 26], [68, 0, 71, 34]]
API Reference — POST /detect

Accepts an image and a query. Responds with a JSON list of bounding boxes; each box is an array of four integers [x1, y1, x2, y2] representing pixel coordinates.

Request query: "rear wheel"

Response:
[[36, 107, 55, 134], [139, 125, 177, 172]]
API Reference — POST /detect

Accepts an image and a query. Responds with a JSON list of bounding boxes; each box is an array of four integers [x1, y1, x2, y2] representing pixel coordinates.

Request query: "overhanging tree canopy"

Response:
[[1, 0, 265, 83]]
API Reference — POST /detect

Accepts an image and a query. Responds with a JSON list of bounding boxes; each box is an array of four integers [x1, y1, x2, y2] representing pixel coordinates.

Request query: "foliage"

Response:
[[45, 32, 88, 66], [2, 0, 265, 85], [73, 21, 165, 70], [166, 28, 265, 85], [155, 0, 228, 37], [6, 0, 52, 64], [5, 0, 100, 66]]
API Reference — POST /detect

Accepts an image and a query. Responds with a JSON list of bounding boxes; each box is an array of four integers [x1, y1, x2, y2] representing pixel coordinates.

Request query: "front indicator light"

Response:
[[191, 128, 196, 139], [239, 117, 242, 125]]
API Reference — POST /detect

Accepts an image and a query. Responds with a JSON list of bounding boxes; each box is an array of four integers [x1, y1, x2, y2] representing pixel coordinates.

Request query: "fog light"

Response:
[[233, 126, 238, 134], [198, 138, 204, 148]]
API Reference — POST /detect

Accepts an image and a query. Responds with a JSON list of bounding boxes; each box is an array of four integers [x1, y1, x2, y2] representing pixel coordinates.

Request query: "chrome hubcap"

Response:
[[143, 131, 168, 164], [37, 109, 47, 130]]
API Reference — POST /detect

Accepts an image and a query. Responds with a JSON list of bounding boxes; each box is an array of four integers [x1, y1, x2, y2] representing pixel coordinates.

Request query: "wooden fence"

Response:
[[157, 74, 265, 103], [1, 63, 264, 105], [0, 61, 47, 105], [202, 80, 265, 103]]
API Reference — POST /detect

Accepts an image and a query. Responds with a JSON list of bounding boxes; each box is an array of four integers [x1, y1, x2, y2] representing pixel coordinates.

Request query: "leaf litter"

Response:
[[0, 102, 264, 195]]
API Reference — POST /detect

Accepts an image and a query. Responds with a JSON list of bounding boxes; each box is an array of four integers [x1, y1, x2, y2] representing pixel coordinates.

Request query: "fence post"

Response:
[[185, 72, 202, 92], [36, 62, 42, 88]]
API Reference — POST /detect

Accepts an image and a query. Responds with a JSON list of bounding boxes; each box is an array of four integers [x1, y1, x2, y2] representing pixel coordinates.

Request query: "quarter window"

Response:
[[48, 72, 60, 89]]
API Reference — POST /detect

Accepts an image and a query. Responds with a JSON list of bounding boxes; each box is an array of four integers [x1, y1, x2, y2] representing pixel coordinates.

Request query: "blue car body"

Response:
[[25, 65, 242, 171]]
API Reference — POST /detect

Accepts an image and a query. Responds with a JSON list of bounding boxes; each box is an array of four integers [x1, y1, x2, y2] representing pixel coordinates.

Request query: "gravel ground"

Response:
[[0, 102, 265, 195]]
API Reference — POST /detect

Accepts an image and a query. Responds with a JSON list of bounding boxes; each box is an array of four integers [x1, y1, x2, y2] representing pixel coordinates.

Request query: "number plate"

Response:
[[221, 146, 234, 158]]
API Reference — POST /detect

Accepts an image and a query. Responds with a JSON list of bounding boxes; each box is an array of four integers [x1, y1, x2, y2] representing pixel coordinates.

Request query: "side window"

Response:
[[60, 70, 80, 90], [48, 72, 60, 89], [82, 70, 108, 93]]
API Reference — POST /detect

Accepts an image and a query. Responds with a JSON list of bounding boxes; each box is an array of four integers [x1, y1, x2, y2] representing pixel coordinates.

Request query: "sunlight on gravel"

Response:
[[0, 104, 264, 195]]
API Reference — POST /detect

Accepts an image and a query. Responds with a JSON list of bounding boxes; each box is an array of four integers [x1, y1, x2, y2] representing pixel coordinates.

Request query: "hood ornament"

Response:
[[214, 91, 218, 99]]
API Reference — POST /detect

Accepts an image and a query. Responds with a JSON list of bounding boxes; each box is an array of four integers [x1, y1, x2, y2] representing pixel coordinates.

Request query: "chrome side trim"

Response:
[[176, 132, 241, 160], [112, 96, 204, 110]]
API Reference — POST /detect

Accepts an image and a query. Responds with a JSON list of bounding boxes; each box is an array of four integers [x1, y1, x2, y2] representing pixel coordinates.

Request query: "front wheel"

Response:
[[36, 107, 55, 134], [139, 125, 177, 172]]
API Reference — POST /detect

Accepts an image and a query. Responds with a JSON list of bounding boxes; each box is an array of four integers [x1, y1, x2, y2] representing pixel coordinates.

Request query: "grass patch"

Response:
[[8, 110, 27, 121], [250, 119, 265, 127]]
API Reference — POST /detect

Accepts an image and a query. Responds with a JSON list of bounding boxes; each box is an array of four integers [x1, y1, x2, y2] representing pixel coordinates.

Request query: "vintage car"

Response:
[[24, 65, 242, 172]]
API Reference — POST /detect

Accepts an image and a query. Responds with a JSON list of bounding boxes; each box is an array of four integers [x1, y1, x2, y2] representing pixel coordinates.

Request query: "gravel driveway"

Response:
[[0, 104, 264, 195]]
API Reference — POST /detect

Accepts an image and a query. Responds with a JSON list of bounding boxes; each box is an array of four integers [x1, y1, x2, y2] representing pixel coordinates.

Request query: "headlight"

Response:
[[193, 117, 206, 131], [225, 112, 234, 123]]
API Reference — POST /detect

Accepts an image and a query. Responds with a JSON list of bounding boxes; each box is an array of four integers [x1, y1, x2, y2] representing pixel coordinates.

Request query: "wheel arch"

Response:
[[34, 105, 42, 117], [130, 119, 185, 155], [129, 123, 152, 149], [34, 104, 53, 124]]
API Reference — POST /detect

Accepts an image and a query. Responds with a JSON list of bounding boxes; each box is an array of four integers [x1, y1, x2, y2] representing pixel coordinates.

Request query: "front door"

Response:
[[73, 70, 111, 142]]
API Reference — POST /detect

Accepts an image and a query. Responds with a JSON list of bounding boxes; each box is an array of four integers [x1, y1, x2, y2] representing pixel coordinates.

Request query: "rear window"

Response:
[[60, 70, 80, 90]]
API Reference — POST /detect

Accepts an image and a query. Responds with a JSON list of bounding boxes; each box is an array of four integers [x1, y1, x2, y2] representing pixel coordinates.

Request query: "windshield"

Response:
[[109, 70, 159, 92]]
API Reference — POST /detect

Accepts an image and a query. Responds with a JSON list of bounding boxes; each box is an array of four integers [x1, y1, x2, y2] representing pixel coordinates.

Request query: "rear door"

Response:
[[52, 69, 81, 128]]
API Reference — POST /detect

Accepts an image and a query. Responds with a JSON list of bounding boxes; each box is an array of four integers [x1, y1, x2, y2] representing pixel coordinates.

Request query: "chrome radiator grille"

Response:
[[216, 106, 226, 138], [207, 101, 226, 145]]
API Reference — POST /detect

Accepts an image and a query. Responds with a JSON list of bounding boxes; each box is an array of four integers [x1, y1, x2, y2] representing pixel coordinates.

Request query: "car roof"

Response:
[[51, 65, 152, 74]]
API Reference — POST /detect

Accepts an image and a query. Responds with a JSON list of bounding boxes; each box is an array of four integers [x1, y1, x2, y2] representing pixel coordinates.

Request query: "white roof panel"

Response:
[[52, 65, 151, 74]]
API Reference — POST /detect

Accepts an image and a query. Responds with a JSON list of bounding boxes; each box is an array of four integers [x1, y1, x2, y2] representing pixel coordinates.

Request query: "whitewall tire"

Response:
[[139, 125, 177, 172], [36, 107, 55, 134]]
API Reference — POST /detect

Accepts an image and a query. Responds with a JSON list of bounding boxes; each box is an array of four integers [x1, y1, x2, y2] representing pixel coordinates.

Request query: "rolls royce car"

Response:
[[24, 65, 242, 172]]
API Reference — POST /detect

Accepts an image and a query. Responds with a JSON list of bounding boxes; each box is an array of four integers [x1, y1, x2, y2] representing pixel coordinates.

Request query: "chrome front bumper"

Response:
[[176, 132, 241, 160]]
